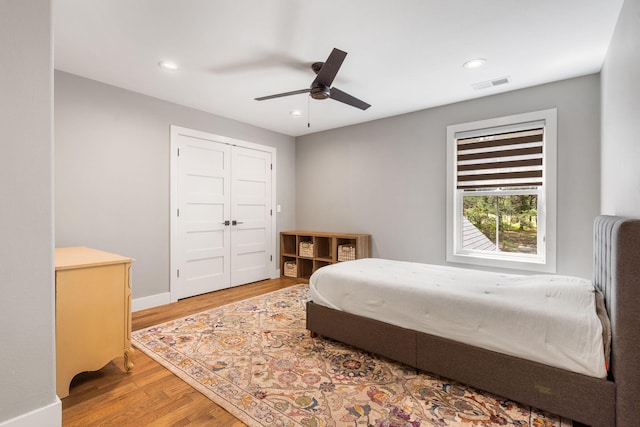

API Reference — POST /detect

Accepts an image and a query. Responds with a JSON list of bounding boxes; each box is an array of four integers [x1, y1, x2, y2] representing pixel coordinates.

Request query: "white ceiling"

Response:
[[53, 0, 624, 137]]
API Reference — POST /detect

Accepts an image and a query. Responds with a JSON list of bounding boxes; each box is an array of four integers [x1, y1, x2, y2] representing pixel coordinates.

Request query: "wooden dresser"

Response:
[[55, 247, 134, 398]]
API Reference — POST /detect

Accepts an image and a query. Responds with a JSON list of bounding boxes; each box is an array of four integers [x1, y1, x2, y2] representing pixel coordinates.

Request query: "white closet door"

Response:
[[230, 146, 272, 286], [174, 135, 231, 299], [171, 126, 275, 301]]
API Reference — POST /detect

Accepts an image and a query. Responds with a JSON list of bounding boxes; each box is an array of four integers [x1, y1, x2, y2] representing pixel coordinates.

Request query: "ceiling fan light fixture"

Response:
[[463, 58, 487, 69], [158, 60, 179, 71]]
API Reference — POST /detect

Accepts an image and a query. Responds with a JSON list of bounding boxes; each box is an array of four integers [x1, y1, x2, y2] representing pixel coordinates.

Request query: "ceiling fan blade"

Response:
[[255, 88, 310, 101], [330, 87, 371, 110], [312, 48, 347, 88]]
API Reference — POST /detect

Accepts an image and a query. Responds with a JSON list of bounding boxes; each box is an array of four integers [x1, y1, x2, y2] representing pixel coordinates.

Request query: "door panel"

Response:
[[231, 146, 272, 286], [175, 135, 231, 299]]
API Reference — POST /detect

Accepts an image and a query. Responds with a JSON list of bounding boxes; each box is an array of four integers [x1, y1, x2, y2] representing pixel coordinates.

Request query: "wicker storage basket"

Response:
[[299, 241, 314, 257], [337, 244, 356, 261], [283, 261, 297, 277]]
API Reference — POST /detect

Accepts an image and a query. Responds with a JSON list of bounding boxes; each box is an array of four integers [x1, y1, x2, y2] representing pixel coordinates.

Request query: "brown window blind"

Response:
[[456, 128, 544, 190]]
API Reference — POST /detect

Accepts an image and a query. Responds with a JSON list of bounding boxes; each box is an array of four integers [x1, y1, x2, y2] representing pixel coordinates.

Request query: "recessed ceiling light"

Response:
[[289, 110, 302, 117], [158, 60, 178, 71], [463, 58, 487, 69]]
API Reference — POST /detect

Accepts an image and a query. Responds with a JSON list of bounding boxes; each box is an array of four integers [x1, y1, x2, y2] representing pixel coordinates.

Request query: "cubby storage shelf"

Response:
[[280, 230, 371, 281]]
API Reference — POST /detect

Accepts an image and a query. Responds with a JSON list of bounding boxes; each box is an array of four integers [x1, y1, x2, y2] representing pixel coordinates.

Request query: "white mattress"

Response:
[[309, 258, 607, 378]]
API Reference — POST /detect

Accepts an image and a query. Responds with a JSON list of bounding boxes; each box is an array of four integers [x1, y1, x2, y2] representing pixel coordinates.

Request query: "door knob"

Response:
[[232, 220, 244, 226]]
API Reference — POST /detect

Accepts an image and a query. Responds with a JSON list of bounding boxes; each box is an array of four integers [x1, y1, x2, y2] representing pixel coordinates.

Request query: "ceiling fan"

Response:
[[255, 48, 371, 110]]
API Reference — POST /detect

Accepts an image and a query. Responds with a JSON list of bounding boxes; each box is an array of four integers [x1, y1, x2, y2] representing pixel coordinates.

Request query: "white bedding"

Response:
[[309, 258, 607, 378]]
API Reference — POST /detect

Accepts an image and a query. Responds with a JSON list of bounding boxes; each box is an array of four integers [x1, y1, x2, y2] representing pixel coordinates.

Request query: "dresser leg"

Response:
[[124, 347, 134, 372]]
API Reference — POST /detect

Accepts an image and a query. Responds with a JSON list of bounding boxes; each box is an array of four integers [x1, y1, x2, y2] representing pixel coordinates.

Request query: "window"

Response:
[[446, 109, 557, 272]]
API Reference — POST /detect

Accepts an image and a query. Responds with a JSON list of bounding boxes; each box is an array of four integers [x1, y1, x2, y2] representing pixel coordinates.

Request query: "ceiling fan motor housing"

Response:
[[310, 85, 331, 99]]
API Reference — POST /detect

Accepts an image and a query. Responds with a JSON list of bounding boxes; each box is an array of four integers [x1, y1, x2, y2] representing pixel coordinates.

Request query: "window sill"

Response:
[[446, 252, 556, 273]]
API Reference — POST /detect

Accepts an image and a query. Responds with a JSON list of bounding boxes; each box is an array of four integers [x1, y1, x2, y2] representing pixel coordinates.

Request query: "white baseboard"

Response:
[[132, 273, 283, 312], [132, 292, 171, 312], [0, 398, 61, 427]]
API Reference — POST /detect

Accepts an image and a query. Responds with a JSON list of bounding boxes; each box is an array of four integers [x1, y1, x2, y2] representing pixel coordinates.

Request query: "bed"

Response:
[[306, 215, 640, 427]]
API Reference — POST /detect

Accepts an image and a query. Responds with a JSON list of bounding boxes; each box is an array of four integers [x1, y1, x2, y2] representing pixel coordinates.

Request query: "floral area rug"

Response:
[[132, 284, 571, 427]]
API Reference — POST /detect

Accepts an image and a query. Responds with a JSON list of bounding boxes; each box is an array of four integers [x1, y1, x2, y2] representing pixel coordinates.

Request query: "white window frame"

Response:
[[446, 109, 557, 272]]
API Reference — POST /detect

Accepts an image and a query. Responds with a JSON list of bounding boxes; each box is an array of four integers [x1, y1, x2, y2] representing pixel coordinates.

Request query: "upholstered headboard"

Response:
[[593, 215, 640, 426]]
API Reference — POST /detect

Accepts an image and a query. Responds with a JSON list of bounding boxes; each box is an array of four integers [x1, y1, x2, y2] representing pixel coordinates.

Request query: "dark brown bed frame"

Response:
[[306, 215, 640, 427]]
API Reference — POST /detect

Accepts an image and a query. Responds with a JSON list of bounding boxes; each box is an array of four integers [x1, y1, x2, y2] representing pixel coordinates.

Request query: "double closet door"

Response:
[[171, 127, 273, 300]]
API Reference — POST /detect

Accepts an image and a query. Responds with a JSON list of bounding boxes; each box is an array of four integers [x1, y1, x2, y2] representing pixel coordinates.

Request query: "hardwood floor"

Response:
[[61, 277, 300, 426]]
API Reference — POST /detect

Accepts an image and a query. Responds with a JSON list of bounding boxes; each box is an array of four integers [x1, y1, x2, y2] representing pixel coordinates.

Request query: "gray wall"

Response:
[[296, 75, 601, 278], [54, 71, 296, 299], [601, 0, 640, 217], [0, 0, 58, 424]]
